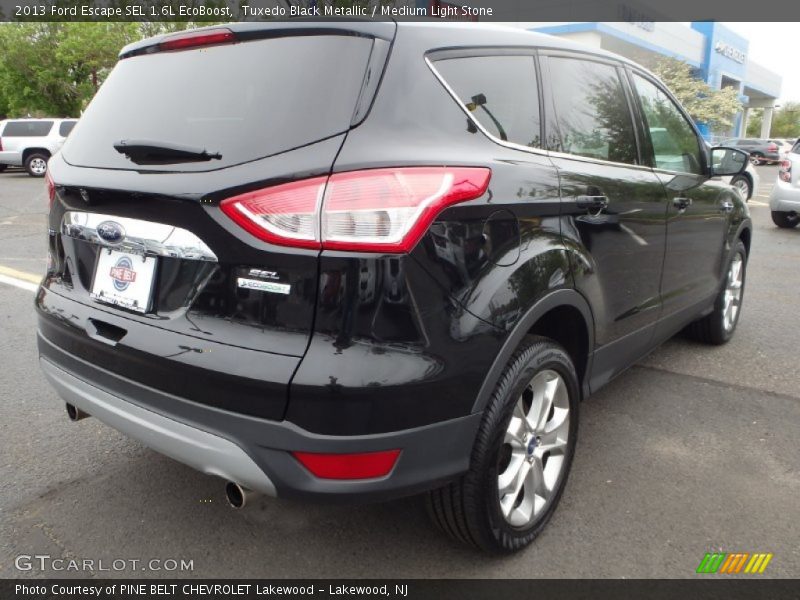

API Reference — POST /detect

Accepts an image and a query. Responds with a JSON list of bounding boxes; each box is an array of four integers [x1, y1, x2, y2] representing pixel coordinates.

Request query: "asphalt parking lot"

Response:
[[0, 166, 797, 579]]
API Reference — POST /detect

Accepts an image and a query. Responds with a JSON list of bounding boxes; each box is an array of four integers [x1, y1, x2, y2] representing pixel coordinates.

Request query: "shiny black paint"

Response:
[[38, 23, 751, 450]]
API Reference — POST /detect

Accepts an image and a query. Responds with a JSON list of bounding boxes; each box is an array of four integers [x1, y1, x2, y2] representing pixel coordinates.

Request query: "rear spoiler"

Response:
[[119, 20, 397, 59]]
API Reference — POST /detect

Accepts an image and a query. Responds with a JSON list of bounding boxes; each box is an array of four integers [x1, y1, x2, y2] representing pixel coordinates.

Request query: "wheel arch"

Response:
[[471, 289, 594, 414], [22, 147, 51, 162]]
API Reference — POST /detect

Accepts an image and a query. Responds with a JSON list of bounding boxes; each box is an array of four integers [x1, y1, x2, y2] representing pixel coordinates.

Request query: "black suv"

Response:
[[37, 22, 752, 553]]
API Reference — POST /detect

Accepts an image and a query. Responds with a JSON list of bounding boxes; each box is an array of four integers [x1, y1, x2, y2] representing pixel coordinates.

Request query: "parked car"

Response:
[[37, 23, 752, 553], [769, 139, 800, 228], [721, 138, 781, 165], [0, 118, 78, 177], [703, 140, 759, 200]]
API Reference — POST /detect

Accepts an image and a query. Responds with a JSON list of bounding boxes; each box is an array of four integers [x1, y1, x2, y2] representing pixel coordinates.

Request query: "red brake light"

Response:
[[779, 159, 792, 183], [45, 171, 55, 208], [220, 167, 491, 253], [159, 29, 235, 52], [292, 449, 401, 480], [768, 143, 778, 152]]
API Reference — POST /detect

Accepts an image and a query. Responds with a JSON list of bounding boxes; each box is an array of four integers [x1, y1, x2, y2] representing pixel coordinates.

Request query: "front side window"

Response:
[[434, 55, 541, 149], [633, 74, 703, 175], [59, 121, 77, 137], [545, 57, 637, 165]]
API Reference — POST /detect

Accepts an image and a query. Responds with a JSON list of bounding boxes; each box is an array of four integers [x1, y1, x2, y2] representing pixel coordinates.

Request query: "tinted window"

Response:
[[633, 74, 703, 174], [3, 121, 53, 137], [62, 36, 373, 172], [59, 121, 77, 137], [546, 57, 637, 164], [435, 55, 541, 148]]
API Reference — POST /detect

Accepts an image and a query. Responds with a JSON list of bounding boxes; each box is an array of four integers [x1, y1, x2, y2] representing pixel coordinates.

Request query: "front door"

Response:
[[628, 71, 730, 332]]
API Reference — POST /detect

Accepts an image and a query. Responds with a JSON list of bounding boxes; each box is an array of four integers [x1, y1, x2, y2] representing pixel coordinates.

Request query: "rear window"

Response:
[[62, 35, 374, 172], [59, 121, 77, 137], [3, 121, 53, 137]]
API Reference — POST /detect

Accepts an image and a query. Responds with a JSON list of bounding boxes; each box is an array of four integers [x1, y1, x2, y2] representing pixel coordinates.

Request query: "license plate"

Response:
[[91, 249, 157, 313]]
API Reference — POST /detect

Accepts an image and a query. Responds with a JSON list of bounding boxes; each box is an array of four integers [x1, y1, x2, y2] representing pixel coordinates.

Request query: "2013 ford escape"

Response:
[[37, 22, 752, 553]]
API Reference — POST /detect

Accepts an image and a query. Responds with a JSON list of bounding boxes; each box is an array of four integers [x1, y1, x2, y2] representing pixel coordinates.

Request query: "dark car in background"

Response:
[[37, 22, 752, 553], [721, 137, 781, 165]]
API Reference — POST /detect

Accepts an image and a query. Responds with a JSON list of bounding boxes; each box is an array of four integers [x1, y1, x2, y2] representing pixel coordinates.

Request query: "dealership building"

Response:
[[505, 22, 782, 141]]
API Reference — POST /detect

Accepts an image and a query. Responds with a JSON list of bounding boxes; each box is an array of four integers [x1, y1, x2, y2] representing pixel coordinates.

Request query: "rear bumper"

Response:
[[770, 182, 800, 213], [38, 332, 481, 502]]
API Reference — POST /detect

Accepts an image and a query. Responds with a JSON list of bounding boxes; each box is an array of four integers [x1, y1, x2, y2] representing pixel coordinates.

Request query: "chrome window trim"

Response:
[[61, 211, 218, 262], [425, 54, 654, 174]]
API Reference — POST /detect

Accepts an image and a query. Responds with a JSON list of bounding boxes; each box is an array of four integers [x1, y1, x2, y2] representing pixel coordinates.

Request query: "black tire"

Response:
[[730, 175, 752, 200], [0, 164, 7, 173], [771, 211, 799, 229], [24, 153, 49, 177], [426, 336, 579, 553], [685, 240, 747, 345]]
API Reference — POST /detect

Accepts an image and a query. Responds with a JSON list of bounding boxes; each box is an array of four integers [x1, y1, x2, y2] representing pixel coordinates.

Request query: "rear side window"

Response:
[[62, 35, 374, 172], [59, 121, 77, 137], [3, 121, 53, 137], [434, 55, 541, 149], [545, 57, 637, 165]]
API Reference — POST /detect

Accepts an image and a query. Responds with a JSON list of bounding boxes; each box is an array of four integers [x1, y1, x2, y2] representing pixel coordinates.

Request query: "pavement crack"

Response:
[[632, 364, 800, 403]]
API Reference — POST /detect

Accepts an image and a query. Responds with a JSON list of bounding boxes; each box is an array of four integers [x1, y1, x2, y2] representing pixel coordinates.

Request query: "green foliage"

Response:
[[0, 22, 139, 117], [649, 57, 742, 129], [746, 103, 800, 138]]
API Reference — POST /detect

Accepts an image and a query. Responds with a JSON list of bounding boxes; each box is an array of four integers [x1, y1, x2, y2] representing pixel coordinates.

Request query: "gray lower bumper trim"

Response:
[[39, 357, 276, 496]]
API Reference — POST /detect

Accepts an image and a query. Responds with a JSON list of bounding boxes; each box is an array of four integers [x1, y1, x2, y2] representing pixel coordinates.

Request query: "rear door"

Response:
[[627, 70, 729, 328], [47, 28, 392, 359], [540, 53, 669, 388]]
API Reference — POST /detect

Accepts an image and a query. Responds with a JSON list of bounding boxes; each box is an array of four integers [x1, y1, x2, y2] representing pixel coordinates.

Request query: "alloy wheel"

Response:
[[30, 158, 47, 175], [497, 369, 570, 528], [722, 253, 744, 332], [732, 178, 749, 199]]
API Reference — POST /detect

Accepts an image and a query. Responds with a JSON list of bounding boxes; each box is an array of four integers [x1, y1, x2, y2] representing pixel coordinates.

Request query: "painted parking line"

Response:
[[0, 265, 41, 293], [749, 200, 769, 207]]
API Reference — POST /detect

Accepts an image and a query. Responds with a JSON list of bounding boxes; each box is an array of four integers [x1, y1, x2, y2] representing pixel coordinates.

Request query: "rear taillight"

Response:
[[45, 171, 55, 208], [292, 449, 401, 480], [768, 143, 778, 152], [159, 28, 235, 52], [220, 167, 491, 253], [779, 159, 792, 183]]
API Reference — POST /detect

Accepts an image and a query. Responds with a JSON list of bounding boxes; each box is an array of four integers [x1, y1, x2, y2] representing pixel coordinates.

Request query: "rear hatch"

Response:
[[42, 24, 394, 416]]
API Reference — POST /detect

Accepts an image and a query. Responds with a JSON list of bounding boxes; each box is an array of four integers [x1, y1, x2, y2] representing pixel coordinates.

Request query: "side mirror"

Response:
[[710, 147, 749, 177]]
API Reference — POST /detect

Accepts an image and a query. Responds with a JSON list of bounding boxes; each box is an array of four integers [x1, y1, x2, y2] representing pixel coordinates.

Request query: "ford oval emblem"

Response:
[[96, 221, 125, 245]]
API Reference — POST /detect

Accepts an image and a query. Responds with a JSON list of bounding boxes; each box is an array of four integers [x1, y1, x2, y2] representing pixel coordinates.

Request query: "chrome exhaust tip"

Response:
[[225, 481, 257, 509], [65, 402, 90, 422]]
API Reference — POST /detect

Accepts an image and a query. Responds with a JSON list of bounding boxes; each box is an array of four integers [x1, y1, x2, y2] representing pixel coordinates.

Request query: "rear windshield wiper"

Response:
[[113, 139, 222, 164]]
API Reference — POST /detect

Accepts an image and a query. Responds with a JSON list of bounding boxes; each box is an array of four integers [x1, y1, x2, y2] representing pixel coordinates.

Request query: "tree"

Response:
[[746, 103, 800, 138], [0, 22, 139, 116], [649, 57, 742, 130]]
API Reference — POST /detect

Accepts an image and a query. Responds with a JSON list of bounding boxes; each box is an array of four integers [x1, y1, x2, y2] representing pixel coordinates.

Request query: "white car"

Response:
[[0, 118, 78, 177], [726, 161, 760, 201], [769, 140, 800, 228]]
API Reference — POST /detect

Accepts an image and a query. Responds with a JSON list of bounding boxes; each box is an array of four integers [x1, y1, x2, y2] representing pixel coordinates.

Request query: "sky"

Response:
[[724, 22, 799, 103]]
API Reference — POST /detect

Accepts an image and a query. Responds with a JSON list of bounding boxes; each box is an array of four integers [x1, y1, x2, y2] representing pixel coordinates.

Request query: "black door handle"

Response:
[[673, 197, 692, 210], [575, 195, 609, 210]]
